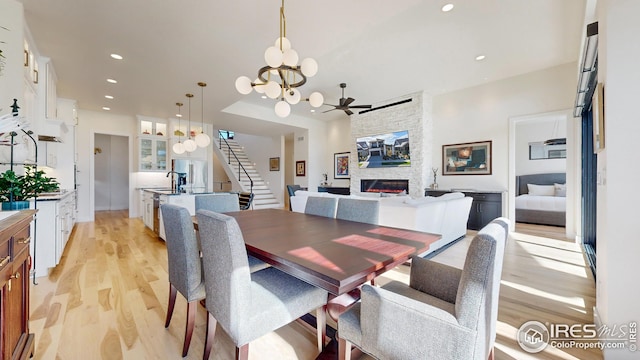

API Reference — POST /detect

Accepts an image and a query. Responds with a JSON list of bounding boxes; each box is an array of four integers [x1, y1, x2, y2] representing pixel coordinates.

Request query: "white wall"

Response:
[[596, 1, 640, 358], [76, 109, 136, 221], [515, 117, 567, 176], [432, 62, 578, 216], [325, 118, 352, 189], [233, 132, 284, 203], [0, 0, 24, 112]]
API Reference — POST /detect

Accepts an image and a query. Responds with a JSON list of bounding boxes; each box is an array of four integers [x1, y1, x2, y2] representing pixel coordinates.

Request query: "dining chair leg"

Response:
[[316, 306, 327, 352], [203, 313, 217, 360], [182, 301, 197, 357], [236, 344, 249, 360], [165, 283, 177, 328], [338, 337, 352, 360]]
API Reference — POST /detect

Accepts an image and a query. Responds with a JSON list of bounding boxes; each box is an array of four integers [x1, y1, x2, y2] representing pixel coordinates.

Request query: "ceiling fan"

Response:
[[323, 83, 372, 116]]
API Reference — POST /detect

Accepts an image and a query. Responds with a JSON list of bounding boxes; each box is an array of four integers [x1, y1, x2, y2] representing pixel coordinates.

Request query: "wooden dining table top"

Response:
[[193, 208, 441, 296]]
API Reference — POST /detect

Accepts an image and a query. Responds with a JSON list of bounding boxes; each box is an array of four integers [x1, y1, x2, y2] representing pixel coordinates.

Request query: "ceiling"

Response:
[[20, 0, 586, 136]]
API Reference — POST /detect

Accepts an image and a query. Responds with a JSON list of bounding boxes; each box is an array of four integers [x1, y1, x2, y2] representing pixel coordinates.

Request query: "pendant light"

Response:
[[172, 102, 185, 154], [195, 82, 211, 147], [183, 93, 197, 152]]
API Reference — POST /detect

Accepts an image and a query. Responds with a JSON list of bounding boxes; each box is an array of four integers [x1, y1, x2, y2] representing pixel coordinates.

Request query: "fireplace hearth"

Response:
[[361, 179, 409, 194]]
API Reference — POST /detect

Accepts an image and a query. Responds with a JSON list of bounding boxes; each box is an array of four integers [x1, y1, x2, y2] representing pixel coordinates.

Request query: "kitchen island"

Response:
[[140, 189, 235, 240]]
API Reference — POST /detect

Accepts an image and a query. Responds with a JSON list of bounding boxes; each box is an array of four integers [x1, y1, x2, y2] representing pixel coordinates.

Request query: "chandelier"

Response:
[[235, 0, 324, 117]]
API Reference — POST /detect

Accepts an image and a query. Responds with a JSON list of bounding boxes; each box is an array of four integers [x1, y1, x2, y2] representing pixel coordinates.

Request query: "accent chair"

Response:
[[338, 217, 509, 360]]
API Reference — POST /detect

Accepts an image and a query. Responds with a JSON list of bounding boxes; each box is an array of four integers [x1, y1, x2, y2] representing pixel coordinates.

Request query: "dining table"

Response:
[[193, 208, 441, 296], [193, 208, 441, 359]]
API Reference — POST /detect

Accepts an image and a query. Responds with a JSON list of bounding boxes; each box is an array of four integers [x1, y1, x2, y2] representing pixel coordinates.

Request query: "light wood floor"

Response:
[[29, 212, 601, 359]]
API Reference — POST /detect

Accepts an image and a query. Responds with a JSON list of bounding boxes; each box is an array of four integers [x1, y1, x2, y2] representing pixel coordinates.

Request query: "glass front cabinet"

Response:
[[138, 116, 168, 171]]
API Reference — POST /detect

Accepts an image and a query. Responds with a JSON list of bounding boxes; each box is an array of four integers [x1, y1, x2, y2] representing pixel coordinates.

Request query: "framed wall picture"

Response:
[[334, 152, 350, 179], [269, 157, 280, 171], [296, 160, 306, 177], [443, 140, 492, 175]]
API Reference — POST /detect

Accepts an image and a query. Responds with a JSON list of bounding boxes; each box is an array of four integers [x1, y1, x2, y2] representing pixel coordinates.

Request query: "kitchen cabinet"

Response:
[[425, 189, 504, 230], [0, 210, 36, 360], [141, 191, 155, 230], [29, 191, 77, 278], [138, 138, 167, 172]]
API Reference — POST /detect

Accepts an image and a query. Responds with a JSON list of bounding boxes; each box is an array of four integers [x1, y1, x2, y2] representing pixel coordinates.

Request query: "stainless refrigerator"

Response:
[[171, 159, 208, 193]]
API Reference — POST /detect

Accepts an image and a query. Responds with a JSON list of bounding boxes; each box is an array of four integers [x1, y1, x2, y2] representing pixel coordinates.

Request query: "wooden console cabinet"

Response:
[[425, 189, 503, 230], [0, 210, 36, 360]]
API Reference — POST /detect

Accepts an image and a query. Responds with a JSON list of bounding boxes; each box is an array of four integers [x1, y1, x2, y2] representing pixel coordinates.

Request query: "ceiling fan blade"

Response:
[[322, 108, 338, 113], [345, 109, 354, 116], [348, 105, 372, 109], [343, 97, 355, 106]]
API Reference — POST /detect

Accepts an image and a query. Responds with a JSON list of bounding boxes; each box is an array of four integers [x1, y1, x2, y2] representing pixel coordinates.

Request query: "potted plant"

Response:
[[0, 166, 60, 210]]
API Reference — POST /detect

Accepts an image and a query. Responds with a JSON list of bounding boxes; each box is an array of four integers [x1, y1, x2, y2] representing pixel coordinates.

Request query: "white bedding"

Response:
[[515, 194, 566, 212]]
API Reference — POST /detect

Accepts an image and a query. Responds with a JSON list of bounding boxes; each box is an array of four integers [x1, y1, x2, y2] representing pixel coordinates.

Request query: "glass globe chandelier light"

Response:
[[183, 93, 197, 152], [195, 82, 211, 147], [235, 0, 324, 118], [172, 102, 186, 154]]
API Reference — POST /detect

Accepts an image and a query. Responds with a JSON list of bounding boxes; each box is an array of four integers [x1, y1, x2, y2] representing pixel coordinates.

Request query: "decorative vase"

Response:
[[1, 201, 31, 211]]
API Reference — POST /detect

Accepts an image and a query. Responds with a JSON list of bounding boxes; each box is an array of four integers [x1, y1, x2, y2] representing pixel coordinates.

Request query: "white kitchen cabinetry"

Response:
[[29, 191, 77, 278], [138, 116, 168, 172], [142, 190, 154, 230], [138, 137, 167, 171]]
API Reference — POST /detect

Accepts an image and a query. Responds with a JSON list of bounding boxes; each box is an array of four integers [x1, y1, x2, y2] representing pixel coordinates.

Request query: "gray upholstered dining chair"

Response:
[[160, 204, 206, 357], [195, 193, 240, 213], [196, 210, 329, 360], [336, 198, 380, 224], [338, 217, 509, 360], [305, 196, 338, 218]]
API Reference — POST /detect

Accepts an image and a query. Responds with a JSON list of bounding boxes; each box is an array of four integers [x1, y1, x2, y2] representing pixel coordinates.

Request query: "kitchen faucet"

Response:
[[166, 171, 187, 192]]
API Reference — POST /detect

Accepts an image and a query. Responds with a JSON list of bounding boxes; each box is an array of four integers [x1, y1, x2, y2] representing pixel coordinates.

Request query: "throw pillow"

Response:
[[527, 184, 555, 196], [554, 183, 567, 197]]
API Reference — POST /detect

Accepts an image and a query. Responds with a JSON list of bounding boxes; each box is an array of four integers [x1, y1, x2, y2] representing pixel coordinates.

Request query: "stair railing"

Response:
[[218, 131, 254, 193]]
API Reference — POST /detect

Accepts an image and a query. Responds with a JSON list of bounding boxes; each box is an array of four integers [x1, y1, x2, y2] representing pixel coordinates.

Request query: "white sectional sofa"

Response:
[[290, 190, 473, 256]]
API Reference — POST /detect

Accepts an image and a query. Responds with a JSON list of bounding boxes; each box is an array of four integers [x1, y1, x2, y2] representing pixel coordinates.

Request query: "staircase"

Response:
[[213, 137, 280, 209]]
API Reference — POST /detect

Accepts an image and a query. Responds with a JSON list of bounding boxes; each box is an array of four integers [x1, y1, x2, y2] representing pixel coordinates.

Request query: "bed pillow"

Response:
[[554, 183, 567, 197], [527, 184, 555, 196]]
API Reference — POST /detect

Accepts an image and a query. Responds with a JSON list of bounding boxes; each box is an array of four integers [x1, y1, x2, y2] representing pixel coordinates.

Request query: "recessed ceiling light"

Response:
[[107, 78, 117, 84], [310, 109, 316, 113], [110, 54, 123, 60], [442, 4, 454, 12], [102, 107, 111, 111], [176, 114, 182, 118], [261, 95, 267, 99], [105, 95, 114, 99], [475, 55, 486, 61]]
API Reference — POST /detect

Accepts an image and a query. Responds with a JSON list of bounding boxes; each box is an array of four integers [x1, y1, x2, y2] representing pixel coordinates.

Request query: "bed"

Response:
[[515, 173, 566, 227]]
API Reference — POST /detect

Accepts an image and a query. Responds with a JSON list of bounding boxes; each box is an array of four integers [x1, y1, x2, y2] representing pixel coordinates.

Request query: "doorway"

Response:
[[94, 134, 129, 211], [508, 110, 579, 239]]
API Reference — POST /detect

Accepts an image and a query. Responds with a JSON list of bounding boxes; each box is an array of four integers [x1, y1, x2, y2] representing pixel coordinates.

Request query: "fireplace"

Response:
[[361, 179, 409, 194]]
